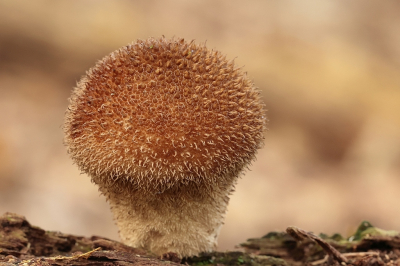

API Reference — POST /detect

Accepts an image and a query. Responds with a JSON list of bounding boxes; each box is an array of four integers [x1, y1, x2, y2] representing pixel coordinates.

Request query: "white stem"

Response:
[[98, 179, 235, 257]]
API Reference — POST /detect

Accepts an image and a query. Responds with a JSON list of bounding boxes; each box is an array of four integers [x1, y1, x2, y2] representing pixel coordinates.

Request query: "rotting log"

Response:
[[1, 212, 400, 266]]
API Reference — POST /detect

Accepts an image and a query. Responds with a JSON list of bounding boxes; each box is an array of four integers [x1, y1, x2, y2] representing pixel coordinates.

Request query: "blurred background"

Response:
[[0, 0, 399, 251]]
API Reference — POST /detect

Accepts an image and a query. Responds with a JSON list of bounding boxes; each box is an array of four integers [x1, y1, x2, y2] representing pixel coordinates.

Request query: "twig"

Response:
[[53, 247, 102, 261], [343, 251, 380, 258], [310, 255, 328, 265], [286, 226, 348, 264]]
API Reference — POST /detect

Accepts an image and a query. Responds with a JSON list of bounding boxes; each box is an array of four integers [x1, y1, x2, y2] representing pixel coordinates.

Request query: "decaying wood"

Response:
[[241, 221, 400, 265], [1, 212, 400, 266], [0, 212, 169, 265]]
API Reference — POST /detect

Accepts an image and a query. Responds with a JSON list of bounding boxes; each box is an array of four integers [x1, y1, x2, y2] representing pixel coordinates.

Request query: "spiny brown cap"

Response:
[[64, 37, 266, 192]]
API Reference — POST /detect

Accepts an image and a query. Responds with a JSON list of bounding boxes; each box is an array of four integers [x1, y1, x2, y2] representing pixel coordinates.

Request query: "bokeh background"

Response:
[[1, 0, 399, 251]]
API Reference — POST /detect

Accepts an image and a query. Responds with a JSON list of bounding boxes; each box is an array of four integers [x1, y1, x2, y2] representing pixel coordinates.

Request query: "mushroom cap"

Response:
[[64, 37, 266, 192]]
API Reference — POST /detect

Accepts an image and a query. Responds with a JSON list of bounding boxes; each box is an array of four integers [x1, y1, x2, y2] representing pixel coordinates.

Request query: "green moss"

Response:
[[185, 251, 286, 266], [71, 242, 93, 253], [351, 221, 399, 241]]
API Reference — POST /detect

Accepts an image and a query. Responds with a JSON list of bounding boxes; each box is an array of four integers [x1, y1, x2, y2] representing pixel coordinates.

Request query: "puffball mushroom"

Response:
[[64, 37, 266, 257]]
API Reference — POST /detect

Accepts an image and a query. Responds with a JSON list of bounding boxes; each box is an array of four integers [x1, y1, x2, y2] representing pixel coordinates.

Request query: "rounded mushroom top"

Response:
[[64, 37, 266, 192]]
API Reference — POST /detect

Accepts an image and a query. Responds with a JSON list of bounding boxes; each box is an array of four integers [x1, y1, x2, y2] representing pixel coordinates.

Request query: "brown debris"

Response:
[[161, 252, 182, 263], [0, 212, 171, 266], [2, 212, 400, 265], [241, 225, 400, 266]]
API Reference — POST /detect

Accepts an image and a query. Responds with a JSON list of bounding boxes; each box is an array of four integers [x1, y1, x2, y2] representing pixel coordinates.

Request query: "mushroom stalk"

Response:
[[96, 176, 234, 256]]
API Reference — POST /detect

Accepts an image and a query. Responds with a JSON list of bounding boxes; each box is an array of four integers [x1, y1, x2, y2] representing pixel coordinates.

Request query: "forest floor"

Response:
[[1, 212, 400, 266]]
